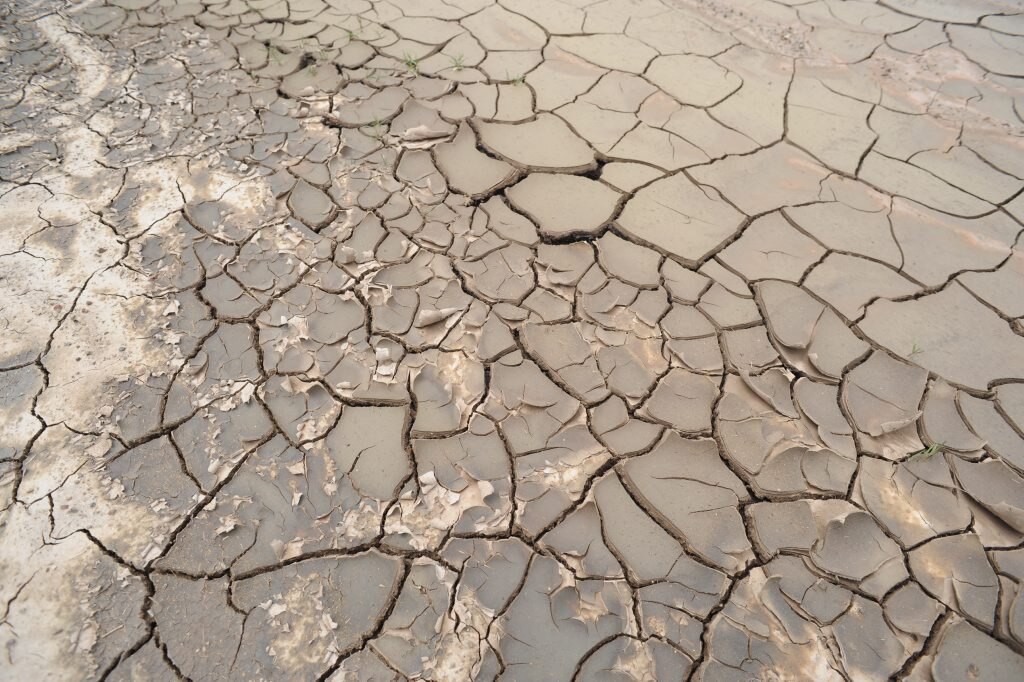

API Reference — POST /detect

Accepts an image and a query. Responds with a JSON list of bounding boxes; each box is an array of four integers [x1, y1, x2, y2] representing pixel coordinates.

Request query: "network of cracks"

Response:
[[3, 0, 1024, 679]]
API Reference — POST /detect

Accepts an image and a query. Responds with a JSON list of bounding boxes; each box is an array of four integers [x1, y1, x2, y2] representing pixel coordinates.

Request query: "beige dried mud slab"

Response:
[[506, 172, 620, 238], [433, 122, 516, 197], [617, 172, 745, 265], [473, 113, 596, 171], [860, 283, 1024, 389]]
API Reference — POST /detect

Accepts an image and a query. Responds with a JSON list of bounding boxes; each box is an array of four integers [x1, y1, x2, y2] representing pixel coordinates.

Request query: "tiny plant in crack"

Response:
[[909, 442, 945, 460], [510, 72, 526, 85], [366, 118, 386, 139], [306, 42, 328, 73], [908, 342, 924, 358], [449, 53, 465, 71], [402, 52, 420, 74]]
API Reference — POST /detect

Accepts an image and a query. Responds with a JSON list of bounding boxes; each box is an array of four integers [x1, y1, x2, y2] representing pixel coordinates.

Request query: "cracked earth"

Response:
[[3, 0, 1024, 679]]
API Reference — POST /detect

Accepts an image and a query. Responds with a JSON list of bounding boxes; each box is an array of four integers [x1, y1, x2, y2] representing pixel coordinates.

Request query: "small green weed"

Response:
[[366, 118, 386, 139], [909, 442, 945, 460]]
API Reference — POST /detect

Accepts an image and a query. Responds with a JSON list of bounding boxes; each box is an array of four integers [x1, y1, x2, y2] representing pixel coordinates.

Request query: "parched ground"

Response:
[[2, 0, 1024, 679]]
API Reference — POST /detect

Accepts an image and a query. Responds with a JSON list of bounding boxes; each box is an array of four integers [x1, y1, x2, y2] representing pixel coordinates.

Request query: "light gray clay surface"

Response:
[[2, 0, 1024, 679]]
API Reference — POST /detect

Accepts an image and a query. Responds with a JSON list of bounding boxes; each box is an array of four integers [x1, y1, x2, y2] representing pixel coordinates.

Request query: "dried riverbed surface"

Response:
[[3, 0, 1024, 679]]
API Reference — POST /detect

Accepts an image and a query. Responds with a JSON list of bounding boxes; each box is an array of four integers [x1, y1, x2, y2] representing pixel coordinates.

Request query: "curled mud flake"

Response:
[[457, 237, 536, 304], [239, 554, 403, 678], [330, 85, 409, 127], [258, 283, 365, 377], [756, 280, 831, 353], [390, 99, 456, 146]]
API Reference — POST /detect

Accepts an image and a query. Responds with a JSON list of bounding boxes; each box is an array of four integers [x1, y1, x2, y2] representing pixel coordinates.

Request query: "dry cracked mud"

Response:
[[2, 0, 1024, 679]]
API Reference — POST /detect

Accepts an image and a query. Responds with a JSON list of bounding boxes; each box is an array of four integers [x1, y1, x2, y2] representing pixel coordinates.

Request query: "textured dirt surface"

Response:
[[2, 0, 1024, 679]]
